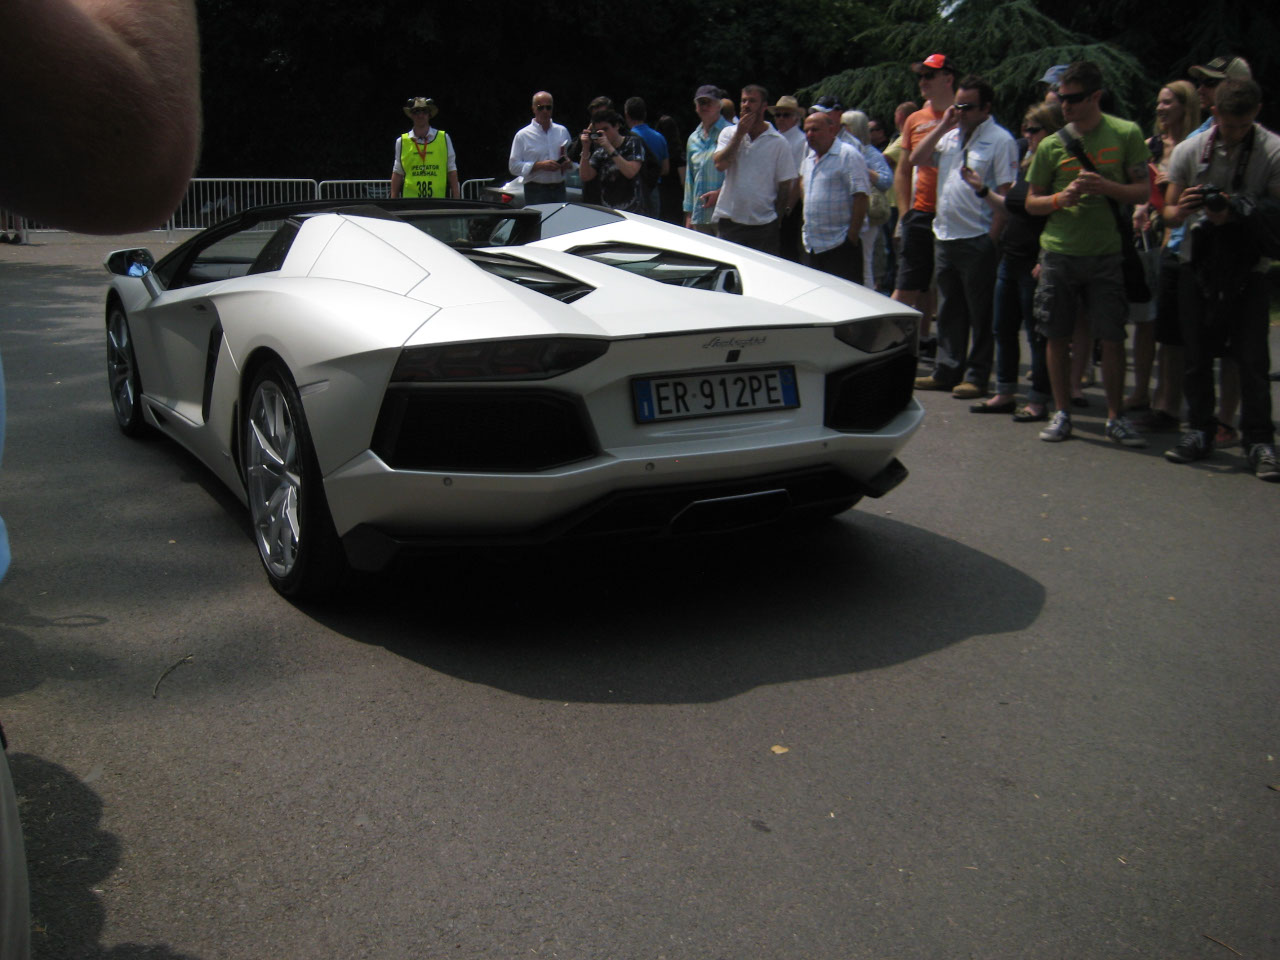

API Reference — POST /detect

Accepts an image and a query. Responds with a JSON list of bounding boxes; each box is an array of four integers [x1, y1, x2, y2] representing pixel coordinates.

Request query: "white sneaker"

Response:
[[1039, 410, 1072, 442]]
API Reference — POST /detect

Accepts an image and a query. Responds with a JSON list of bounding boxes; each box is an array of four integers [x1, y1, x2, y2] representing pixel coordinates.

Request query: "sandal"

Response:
[[970, 398, 1016, 414], [1012, 406, 1049, 422]]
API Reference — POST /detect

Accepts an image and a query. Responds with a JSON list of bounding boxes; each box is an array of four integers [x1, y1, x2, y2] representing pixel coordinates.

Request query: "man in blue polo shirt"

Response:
[[624, 97, 668, 217]]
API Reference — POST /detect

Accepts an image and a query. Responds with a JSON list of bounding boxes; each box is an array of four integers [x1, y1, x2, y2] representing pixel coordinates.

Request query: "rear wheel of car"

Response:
[[106, 305, 147, 436], [243, 362, 347, 600]]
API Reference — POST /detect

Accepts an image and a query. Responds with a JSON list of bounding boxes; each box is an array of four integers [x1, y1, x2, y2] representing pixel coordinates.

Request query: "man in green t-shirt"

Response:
[[1025, 61, 1151, 446]]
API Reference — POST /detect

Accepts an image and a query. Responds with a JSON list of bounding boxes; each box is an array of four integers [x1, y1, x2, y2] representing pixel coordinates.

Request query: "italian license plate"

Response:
[[632, 366, 799, 423]]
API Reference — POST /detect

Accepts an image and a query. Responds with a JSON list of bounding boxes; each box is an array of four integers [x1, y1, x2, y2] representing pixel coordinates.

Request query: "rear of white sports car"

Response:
[[318, 210, 924, 571]]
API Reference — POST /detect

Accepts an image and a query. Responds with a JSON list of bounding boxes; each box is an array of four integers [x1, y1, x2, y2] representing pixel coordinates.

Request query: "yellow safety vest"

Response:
[[400, 131, 448, 198]]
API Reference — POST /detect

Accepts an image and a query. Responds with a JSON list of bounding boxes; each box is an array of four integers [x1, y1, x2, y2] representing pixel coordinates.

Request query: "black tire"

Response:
[[106, 304, 148, 436], [242, 361, 348, 600]]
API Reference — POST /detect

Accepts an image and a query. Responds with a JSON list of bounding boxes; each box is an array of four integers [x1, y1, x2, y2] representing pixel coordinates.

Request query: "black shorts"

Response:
[[894, 209, 935, 292]]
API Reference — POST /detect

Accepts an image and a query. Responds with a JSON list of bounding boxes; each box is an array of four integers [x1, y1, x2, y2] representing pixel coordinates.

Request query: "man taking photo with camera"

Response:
[[1162, 78, 1280, 481]]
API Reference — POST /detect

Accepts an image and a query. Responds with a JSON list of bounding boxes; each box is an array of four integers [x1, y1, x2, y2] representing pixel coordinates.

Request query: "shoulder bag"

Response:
[[1057, 129, 1151, 303]]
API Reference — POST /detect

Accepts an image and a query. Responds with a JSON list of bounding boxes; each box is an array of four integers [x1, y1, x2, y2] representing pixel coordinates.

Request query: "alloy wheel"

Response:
[[245, 379, 301, 579]]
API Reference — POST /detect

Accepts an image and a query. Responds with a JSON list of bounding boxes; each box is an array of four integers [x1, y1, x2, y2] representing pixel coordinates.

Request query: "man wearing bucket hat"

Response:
[[391, 96, 460, 200], [771, 96, 808, 166], [771, 95, 807, 260]]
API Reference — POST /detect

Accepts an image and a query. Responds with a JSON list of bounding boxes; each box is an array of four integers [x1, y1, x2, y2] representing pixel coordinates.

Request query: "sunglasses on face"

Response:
[[410, 108, 430, 115], [1058, 90, 1092, 105], [1023, 125, 1043, 134], [535, 104, 553, 111], [954, 102, 978, 111], [918, 70, 938, 80], [1196, 77, 1222, 89]]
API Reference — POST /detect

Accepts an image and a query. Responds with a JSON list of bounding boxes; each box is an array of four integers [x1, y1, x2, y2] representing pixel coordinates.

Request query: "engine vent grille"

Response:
[[372, 388, 597, 472], [824, 351, 916, 432]]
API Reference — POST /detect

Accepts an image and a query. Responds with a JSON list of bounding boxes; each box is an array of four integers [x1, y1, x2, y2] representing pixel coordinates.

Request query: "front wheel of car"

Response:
[[243, 362, 347, 600], [106, 305, 147, 436]]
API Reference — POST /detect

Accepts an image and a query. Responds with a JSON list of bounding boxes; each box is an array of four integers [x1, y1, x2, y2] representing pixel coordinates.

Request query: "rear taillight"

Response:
[[391, 337, 609, 382]]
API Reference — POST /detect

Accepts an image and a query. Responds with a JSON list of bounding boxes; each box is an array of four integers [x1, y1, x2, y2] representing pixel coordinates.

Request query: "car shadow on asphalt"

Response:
[[307, 513, 1047, 704], [8, 751, 203, 960]]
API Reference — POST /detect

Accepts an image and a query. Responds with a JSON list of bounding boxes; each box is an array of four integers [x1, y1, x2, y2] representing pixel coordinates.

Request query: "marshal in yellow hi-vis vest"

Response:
[[400, 132, 448, 198]]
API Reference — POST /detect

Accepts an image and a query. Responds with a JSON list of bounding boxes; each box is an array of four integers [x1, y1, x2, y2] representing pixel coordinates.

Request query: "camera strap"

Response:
[[1056, 128, 1135, 246], [1199, 123, 1255, 191]]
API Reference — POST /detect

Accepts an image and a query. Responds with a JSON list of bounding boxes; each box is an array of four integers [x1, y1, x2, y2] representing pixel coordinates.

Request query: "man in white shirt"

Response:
[[509, 91, 573, 205], [799, 112, 870, 283], [712, 84, 799, 255], [909, 75, 1017, 398]]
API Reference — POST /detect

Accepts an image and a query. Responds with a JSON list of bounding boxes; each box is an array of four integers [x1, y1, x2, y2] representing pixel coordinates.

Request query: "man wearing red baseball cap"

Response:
[[892, 54, 959, 345]]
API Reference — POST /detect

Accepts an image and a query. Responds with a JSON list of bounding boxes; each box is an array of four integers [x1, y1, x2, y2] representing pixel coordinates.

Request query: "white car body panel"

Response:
[[105, 200, 922, 580]]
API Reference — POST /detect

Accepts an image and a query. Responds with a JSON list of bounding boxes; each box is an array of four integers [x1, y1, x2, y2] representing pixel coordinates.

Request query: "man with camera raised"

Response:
[[1162, 78, 1280, 481], [578, 109, 648, 214]]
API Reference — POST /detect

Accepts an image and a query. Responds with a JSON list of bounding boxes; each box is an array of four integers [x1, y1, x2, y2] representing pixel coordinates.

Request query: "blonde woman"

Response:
[[841, 109, 896, 286], [1127, 81, 1199, 421]]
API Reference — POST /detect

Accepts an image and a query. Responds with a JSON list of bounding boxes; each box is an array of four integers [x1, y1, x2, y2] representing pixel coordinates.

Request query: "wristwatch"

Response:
[[976, 185, 990, 198]]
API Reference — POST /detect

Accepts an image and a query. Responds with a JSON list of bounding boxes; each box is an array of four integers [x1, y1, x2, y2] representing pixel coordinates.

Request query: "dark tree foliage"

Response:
[[193, 0, 1276, 183], [194, 0, 876, 182], [1044, 0, 1277, 93], [800, 0, 1150, 133]]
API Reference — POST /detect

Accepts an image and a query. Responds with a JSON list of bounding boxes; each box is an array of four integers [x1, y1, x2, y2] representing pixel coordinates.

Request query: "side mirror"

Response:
[[104, 248, 156, 277]]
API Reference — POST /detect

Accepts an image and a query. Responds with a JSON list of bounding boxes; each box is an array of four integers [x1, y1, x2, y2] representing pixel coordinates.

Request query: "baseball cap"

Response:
[[1039, 65, 1068, 86], [808, 95, 843, 114], [694, 84, 721, 102], [910, 53, 955, 75], [1189, 56, 1252, 81]]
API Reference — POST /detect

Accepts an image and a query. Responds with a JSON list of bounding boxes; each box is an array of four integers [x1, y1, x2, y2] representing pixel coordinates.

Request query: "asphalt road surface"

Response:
[[1, 232, 1277, 960]]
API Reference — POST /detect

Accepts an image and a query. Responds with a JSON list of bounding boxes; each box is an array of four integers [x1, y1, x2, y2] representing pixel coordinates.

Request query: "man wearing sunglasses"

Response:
[[1024, 61, 1151, 446], [908, 75, 1018, 399], [893, 54, 959, 340], [510, 91, 573, 205]]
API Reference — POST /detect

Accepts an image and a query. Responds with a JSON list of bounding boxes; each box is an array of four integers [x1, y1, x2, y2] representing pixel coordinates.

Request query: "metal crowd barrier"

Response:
[[166, 178, 319, 239], [320, 178, 493, 201], [0, 176, 506, 246], [462, 178, 495, 200], [0, 211, 28, 245], [318, 180, 389, 201]]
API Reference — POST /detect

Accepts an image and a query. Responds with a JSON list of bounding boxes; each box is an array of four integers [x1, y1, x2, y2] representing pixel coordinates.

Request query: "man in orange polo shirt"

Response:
[[892, 54, 959, 346]]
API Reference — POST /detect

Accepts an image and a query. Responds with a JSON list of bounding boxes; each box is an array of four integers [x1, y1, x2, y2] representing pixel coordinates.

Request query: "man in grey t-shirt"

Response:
[[1162, 78, 1280, 480]]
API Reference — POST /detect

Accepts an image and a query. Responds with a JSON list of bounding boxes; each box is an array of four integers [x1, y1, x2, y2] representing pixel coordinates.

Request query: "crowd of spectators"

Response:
[[487, 53, 1278, 482]]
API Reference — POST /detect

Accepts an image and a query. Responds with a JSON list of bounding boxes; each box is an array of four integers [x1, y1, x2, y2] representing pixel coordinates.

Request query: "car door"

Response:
[[132, 227, 272, 424]]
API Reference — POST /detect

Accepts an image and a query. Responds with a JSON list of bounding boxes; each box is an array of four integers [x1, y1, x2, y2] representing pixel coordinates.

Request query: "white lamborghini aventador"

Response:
[[104, 198, 923, 599]]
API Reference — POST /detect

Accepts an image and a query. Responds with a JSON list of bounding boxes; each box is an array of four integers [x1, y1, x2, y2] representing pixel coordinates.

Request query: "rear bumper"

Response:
[[340, 457, 910, 572]]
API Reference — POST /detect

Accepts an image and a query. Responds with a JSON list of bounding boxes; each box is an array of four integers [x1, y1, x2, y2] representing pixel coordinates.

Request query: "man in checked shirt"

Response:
[[797, 110, 870, 283]]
